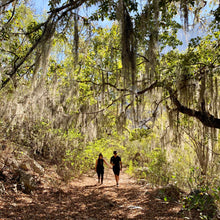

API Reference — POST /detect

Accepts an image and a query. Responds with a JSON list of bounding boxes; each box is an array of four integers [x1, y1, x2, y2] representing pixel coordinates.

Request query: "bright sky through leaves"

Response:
[[31, 0, 217, 53]]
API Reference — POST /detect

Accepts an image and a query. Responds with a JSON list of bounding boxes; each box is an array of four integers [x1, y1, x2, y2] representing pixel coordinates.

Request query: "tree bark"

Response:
[[169, 90, 220, 129]]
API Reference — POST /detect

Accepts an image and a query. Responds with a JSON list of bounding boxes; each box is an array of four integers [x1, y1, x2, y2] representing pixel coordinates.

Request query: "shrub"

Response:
[[183, 189, 217, 219]]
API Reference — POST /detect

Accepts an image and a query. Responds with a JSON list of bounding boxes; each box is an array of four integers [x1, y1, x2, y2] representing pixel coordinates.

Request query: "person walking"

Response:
[[95, 153, 110, 184], [110, 151, 122, 187]]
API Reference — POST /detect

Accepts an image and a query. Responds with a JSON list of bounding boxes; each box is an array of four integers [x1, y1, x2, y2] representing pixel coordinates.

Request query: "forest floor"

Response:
[[0, 162, 189, 220]]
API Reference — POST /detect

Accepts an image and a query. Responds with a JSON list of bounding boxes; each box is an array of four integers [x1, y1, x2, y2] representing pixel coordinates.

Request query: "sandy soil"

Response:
[[0, 166, 184, 220]]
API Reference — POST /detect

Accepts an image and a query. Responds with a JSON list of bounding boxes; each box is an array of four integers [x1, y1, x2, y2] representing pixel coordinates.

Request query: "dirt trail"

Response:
[[0, 167, 184, 220]]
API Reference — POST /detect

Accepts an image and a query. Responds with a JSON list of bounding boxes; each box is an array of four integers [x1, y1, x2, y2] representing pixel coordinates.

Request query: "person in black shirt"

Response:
[[95, 153, 110, 184], [110, 151, 122, 186]]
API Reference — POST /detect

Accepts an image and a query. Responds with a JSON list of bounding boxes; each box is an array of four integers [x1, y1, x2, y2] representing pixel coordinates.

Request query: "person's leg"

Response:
[[101, 170, 104, 184], [114, 175, 117, 184], [116, 170, 120, 186], [113, 168, 118, 185], [113, 168, 119, 185], [97, 171, 101, 183], [116, 175, 119, 185]]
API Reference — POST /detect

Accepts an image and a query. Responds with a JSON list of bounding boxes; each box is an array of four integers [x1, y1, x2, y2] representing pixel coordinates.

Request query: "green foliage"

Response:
[[124, 126, 171, 186], [63, 135, 125, 177], [127, 147, 171, 186], [183, 188, 217, 219], [26, 21, 43, 43], [129, 128, 151, 141], [127, 160, 134, 175], [154, 185, 184, 202], [0, 2, 39, 87], [0, 0, 220, 196], [167, 145, 196, 189], [145, 148, 171, 185], [89, 0, 138, 21]]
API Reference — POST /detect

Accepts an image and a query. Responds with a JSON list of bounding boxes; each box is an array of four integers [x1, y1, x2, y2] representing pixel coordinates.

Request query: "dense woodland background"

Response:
[[0, 0, 220, 216]]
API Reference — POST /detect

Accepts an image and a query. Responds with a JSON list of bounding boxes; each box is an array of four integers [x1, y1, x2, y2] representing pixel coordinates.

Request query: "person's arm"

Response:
[[120, 161, 122, 171], [104, 159, 112, 168], [110, 157, 114, 166], [95, 159, 98, 171]]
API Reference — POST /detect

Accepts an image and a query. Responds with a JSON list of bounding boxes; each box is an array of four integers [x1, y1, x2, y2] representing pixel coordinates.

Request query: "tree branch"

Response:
[[5, 0, 17, 24], [168, 88, 220, 129], [85, 94, 130, 115], [137, 81, 160, 95], [48, 0, 87, 14], [1, 0, 88, 89], [137, 53, 150, 62], [0, 0, 15, 8], [134, 80, 220, 129]]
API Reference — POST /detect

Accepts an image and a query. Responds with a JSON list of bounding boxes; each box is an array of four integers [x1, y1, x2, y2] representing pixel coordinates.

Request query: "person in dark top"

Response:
[[110, 151, 122, 187], [95, 153, 110, 184]]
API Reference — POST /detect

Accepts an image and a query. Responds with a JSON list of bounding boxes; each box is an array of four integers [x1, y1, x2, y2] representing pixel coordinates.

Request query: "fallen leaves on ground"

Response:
[[0, 167, 185, 219]]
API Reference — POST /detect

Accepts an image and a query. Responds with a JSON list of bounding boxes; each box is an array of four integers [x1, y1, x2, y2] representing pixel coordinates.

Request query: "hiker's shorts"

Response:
[[113, 167, 120, 176]]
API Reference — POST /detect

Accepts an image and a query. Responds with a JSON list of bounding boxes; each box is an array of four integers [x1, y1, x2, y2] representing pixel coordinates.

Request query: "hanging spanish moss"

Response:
[[208, 72, 214, 113], [31, 17, 56, 101], [168, 108, 175, 129], [74, 9, 79, 68], [31, 17, 56, 87], [197, 70, 206, 112], [138, 0, 159, 82], [116, 0, 137, 127], [149, 0, 159, 80], [209, 75, 218, 159], [119, 0, 136, 88], [180, 0, 189, 31], [176, 66, 195, 108], [40, 19, 56, 75], [214, 77, 218, 118]]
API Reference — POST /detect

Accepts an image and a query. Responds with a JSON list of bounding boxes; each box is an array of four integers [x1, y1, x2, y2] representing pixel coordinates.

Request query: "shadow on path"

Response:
[[0, 169, 184, 219]]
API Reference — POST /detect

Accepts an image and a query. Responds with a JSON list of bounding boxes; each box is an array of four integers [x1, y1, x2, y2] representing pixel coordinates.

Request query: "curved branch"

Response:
[[137, 53, 150, 62], [85, 93, 130, 115], [48, 0, 87, 15], [1, 0, 88, 89], [134, 80, 220, 129], [137, 80, 160, 95], [0, 0, 15, 8], [5, 0, 17, 24], [168, 89, 220, 129]]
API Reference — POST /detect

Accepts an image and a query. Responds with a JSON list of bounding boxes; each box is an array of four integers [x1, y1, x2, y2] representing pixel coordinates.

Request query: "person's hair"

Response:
[[99, 153, 103, 158], [113, 151, 117, 154]]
